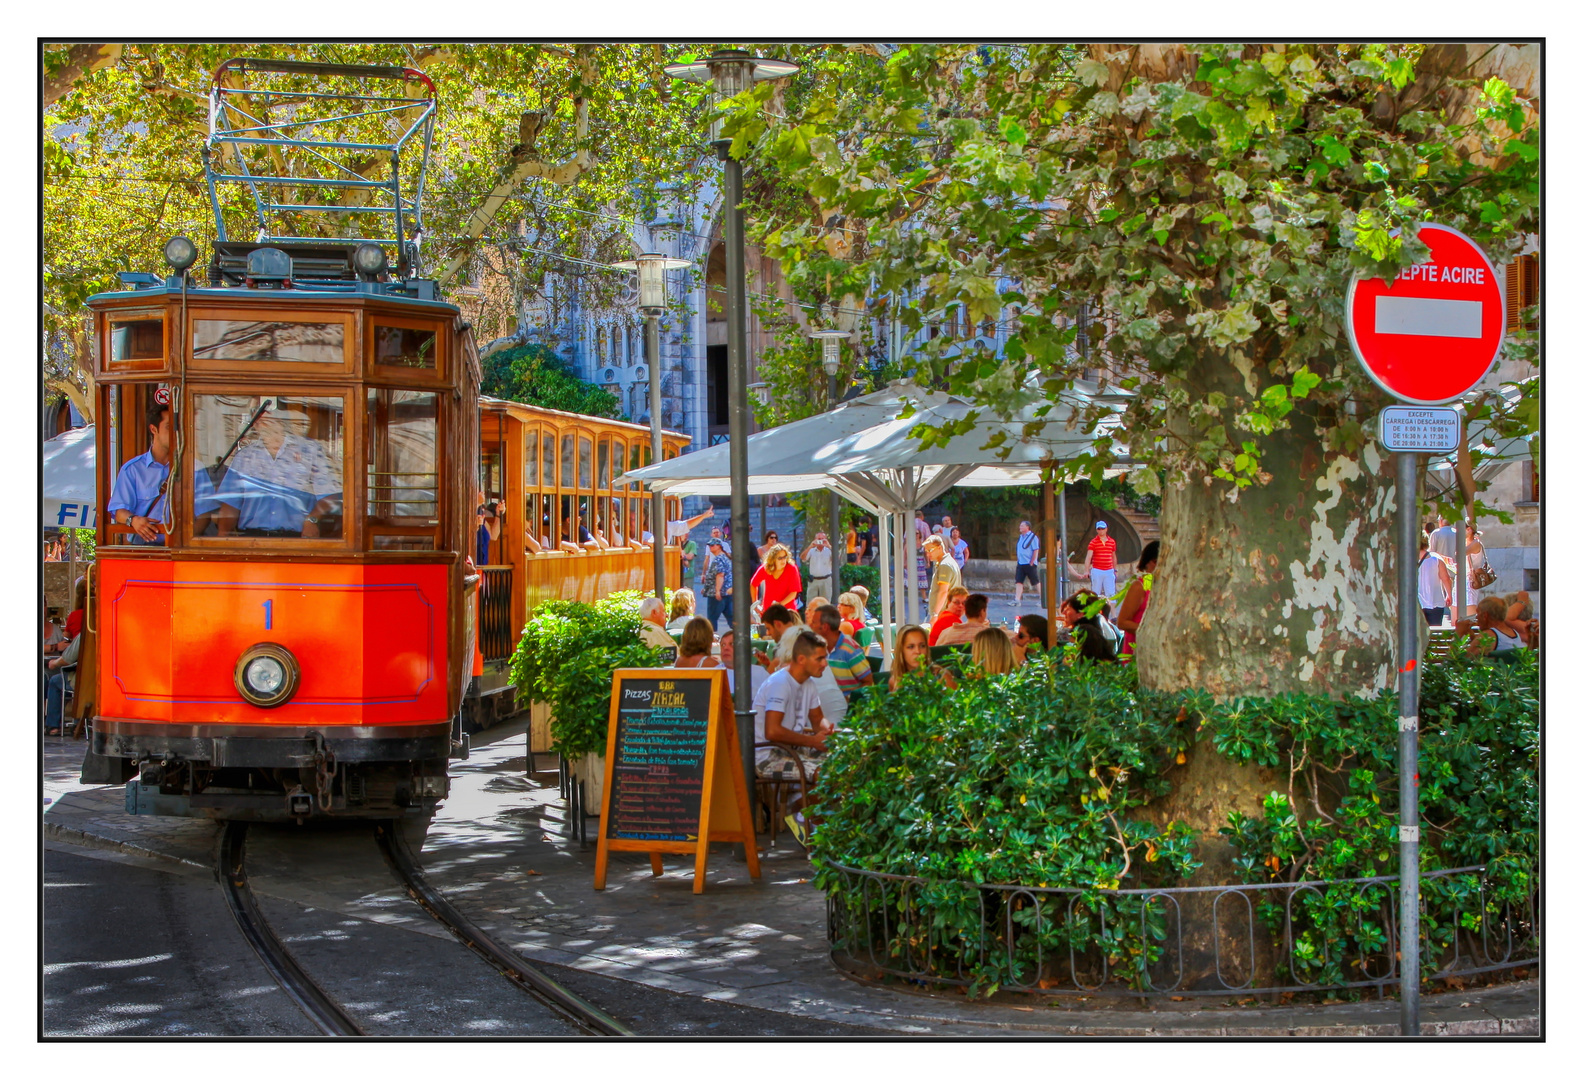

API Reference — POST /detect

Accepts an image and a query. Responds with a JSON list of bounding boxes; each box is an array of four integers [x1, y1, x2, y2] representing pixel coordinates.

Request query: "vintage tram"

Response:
[[86, 240, 480, 821], [76, 57, 700, 819]]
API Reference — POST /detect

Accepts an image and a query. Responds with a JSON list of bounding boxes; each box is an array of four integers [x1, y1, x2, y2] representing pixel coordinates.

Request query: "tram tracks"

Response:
[[217, 821, 632, 1037]]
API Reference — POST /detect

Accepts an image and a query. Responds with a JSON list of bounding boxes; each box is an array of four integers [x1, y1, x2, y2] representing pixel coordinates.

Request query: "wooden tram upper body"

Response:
[[87, 245, 480, 820], [473, 399, 688, 681]]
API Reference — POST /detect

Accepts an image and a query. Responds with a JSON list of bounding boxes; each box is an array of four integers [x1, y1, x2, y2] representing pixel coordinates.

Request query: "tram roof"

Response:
[[479, 395, 690, 444], [85, 280, 461, 316]]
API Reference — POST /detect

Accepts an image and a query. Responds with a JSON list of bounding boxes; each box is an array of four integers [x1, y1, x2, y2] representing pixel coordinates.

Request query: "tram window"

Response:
[[560, 434, 575, 488], [578, 435, 592, 490], [524, 426, 539, 487], [108, 314, 164, 367], [191, 393, 346, 542], [597, 437, 611, 489], [372, 324, 437, 370], [528, 493, 554, 551], [366, 389, 439, 528], [610, 438, 626, 486], [543, 432, 556, 491], [103, 383, 168, 544], [629, 443, 643, 473], [193, 317, 347, 365]]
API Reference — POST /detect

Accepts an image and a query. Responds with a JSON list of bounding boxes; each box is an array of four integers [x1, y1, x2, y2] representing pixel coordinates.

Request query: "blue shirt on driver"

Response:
[[107, 450, 170, 546]]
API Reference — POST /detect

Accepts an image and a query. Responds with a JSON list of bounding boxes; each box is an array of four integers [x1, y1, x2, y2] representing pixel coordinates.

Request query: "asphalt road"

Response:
[[43, 841, 868, 1037]]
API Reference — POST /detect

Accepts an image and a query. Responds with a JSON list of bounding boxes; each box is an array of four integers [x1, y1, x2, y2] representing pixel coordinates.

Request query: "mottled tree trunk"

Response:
[[1133, 386, 1398, 986]]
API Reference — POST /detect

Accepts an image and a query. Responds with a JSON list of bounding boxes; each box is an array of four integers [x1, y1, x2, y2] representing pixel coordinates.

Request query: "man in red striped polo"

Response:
[[1084, 521, 1119, 599]]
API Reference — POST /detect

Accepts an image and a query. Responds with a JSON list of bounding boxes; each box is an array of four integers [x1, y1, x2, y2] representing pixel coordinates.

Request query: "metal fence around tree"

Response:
[[822, 861, 1537, 998]]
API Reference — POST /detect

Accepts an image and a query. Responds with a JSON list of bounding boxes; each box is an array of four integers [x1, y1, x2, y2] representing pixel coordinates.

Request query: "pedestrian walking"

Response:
[[1081, 521, 1119, 599], [950, 526, 969, 573], [914, 511, 930, 589], [1012, 520, 1040, 607], [1420, 525, 1456, 627], [703, 538, 735, 629], [751, 543, 803, 619]]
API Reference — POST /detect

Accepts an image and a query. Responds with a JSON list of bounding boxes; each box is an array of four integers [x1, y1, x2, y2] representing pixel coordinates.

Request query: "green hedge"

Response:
[[811, 648, 1538, 995], [509, 591, 672, 758]]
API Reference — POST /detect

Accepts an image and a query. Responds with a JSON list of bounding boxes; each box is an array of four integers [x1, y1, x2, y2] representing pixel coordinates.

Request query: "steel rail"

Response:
[[217, 823, 366, 1037], [373, 821, 633, 1037]]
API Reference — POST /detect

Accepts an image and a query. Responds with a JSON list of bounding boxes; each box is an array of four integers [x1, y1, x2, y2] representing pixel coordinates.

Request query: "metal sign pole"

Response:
[[1396, 449, 1421, 1036]]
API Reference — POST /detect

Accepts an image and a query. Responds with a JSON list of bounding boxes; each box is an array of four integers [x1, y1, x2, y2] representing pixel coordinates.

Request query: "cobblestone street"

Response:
[[43, 730, 1538, 1036]]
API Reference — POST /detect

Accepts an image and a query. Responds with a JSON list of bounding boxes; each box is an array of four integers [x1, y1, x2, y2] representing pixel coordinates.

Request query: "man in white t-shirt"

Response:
[[751, 630, 830, 780]]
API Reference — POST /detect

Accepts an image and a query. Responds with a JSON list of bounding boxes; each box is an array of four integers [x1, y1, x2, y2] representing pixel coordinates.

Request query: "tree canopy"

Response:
[[43, 42, 716, 412], [480, 343, 621, 419], [730, 43, 1539, 503]]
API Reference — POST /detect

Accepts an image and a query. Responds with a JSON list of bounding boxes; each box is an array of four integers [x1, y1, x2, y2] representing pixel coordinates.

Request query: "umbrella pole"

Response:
[[877, 510, 893, 661], [892, 508, 907, 629]]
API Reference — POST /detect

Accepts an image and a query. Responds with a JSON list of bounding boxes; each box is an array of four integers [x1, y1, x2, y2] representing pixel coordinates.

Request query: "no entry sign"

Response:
[[1345, 223, 1504, 405]]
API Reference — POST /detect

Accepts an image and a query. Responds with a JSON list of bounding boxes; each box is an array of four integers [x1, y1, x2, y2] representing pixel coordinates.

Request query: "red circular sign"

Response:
[[1345, 223, 1504, 405]]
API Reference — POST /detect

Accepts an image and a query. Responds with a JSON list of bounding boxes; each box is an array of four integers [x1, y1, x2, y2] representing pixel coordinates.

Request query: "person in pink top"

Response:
[[750, 543, 803, 619], [1117, 541, 1158, 658]]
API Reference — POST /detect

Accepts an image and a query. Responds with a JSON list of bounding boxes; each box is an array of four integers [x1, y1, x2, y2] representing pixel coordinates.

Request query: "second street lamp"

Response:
[[613, 251, 691, 600], [809, 328, 850, 601], [666, 49, 799, 815]]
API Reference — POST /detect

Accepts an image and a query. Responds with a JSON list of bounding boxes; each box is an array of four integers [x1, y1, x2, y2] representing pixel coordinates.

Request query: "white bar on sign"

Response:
[[1375, 296, 1482, 339]]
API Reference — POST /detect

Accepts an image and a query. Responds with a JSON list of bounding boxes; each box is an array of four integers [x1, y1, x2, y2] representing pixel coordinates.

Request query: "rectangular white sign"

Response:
[[1375, 296, 1483, 339], [1378, 406, 1460, 453]]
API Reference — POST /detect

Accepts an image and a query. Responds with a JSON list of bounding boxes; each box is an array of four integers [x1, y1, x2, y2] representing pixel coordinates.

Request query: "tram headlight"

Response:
[[163, 235, 198, 274], [234, 643, 300, 708], [353, 242, 389, 280]]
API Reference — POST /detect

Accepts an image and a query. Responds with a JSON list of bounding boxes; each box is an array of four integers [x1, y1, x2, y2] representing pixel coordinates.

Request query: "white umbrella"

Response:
[[618, 379, 1130, 652], [43, 425, 97, 530]]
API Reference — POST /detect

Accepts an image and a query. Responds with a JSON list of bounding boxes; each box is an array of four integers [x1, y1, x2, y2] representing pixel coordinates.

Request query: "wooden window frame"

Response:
[[364, 384, 444, 552], [182, 382, 359, 552], [188, 307, 357, 377], [101, 307, 170, 375], [366, 314, 447, 383]]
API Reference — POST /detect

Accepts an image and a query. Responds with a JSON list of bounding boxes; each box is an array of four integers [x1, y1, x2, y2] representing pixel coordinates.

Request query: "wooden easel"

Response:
[[593, 669, 760, 894]]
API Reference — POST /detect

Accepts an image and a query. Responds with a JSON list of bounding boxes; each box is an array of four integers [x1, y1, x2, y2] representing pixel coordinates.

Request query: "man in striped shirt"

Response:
[[809, 606, 872, 726], [1084, 521, 1120, 598]]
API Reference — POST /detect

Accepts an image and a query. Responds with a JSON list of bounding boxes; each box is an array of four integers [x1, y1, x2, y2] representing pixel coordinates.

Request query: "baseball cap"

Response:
[[707, 538, 724, 548], [1095, 520, 1108, 529]]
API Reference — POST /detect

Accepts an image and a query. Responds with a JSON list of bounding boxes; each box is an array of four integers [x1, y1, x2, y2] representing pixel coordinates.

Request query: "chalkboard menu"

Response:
[[606, 675, 715, 841], [594, 668, 761, 894]]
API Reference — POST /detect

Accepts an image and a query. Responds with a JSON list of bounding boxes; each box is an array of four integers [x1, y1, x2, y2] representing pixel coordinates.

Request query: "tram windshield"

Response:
[[192, 393, 346, 540]]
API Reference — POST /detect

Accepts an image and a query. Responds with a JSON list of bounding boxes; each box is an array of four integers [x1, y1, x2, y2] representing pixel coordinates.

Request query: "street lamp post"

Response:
[[613, 251, 690, 600], [666, 48, 799, 827], [809, 328, 849, 602]]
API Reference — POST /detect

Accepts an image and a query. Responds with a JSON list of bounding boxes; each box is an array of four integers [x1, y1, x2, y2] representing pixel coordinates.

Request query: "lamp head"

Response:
[[611, 252, 691, 314], [353, 242, 389, 281], [664, 49, 799, 146], [808, 329, 848, 378], [162, 236, 198, 275]]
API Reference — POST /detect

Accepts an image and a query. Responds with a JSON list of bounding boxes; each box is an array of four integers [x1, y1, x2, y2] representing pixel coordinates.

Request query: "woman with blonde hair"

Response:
[[673, 617, 721, 668], [836, 591, 866, 636], [970, 627, 1016, 676], [888, 624, 957, 692], [667, 587, 697, 630], [749, 542, 803, 620]]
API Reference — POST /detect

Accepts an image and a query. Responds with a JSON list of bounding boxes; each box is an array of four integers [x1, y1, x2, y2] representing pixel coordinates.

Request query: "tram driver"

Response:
[[214, 398, 342, 539], [108, 389, 175, 545]]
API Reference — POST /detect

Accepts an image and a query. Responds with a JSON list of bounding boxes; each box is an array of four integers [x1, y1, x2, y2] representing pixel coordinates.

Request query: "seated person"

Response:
[[751, 630, 833, 837], [214, 403, 341, 538], [1060, 589, 1123, 662], [1503, 591, 1538, 646], [849, 585, 875, 627], [667, 588, 698, 630], [43, 615, 67, 656], [934, 592, 994, 647], [889, 624, 958, 692], [107, 394, 175, 545], [1470, 595, 1527, 656], [970, 626, 1017, 675], [719, 627, 768, 701], [762, 603, 802, 670], [836, 591, 866, 636], [673, 617, 721, 669], [1012, 613, 1049, 666], [637, 596, 676, 651], [44, 630, 83, 735], [928, 587, 970, 645], [808, 605, 874, 726]]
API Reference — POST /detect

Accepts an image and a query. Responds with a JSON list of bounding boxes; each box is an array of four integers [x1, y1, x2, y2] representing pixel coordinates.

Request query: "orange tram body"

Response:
[[87, 242, 687, 821]]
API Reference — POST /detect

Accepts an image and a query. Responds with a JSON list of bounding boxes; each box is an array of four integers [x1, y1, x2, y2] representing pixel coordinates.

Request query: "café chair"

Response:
[[753, 739, 813, 847]]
